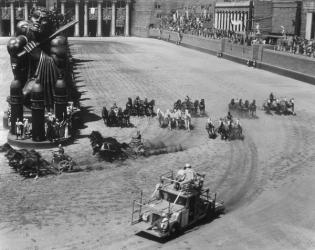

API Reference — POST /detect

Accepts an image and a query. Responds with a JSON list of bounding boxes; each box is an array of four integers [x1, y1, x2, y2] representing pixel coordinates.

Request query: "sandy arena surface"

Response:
[[0, 37, 315, 250]]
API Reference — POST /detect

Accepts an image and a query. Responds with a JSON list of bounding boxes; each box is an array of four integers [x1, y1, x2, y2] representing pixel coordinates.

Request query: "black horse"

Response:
[[199, 99, 205, 116], [1, 143, 56, 177], [102, 105, 132, 128], [126, 97, 155, 117], [88, 131, 128, 161], [102, 106, 109, 126]]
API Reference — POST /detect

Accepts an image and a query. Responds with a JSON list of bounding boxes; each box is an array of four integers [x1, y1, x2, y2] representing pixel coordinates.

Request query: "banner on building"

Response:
[[103, 8, 112, 20], [16, 7, 24, 20], [116, 8, 125, 27], [1, 7, 10, 20], [89, 8, 97, 20]]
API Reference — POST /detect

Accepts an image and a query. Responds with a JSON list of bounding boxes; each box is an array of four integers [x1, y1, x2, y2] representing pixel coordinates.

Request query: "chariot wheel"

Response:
[[58, 160, 70, 173]]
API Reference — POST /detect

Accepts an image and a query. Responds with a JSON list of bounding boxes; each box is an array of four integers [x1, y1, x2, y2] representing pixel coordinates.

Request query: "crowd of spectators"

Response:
[[158, 12, 254, 45], [157, 9, 315, 58], [275, 36, 315, 57], [159, 10, 213, 36]]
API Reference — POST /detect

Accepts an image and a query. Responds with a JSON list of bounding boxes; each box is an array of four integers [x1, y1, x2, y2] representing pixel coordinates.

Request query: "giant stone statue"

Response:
[[6, 7, 77, 142], [7, 7, 68, 110]]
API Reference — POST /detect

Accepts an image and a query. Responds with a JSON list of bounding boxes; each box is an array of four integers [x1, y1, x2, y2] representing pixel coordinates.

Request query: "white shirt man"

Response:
[[176, 166, 186, 182], [184, 164, 195, 182]]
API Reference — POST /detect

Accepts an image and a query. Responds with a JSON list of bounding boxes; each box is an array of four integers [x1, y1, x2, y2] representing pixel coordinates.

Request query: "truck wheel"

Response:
[[170, 223, 180, 237]]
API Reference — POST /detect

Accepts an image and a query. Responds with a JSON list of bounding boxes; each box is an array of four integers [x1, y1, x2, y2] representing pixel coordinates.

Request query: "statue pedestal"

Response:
[[5, 107, 81, 149], [7, 131, 74, 149]]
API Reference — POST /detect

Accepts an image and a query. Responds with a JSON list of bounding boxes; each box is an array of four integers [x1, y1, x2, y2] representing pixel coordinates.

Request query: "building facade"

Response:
[[301, 0, 315, 39], [214, 0, 314, 39], [0, 0, 131, 37], [1, 0, 314, 39], [214, 0, 253, 32]]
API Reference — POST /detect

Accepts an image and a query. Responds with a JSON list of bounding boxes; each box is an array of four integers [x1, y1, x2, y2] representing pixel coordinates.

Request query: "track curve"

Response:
[[1, 38, 315, 250]]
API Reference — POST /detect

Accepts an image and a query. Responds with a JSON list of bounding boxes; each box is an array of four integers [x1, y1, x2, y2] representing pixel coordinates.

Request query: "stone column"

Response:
[[0, 7, 2, 36], [237, 12, 242, 31], [97, 0, 102, 37], [214, 12, 218, 29], [60, 0, 66, 15], [84, 0, 89, 36], [24, 0, 29, 20], [125, 0, 131, 36], [244, 12, 248, 32], [227, 12, 230, 30], [241, 12, 245, 32], [222, 12, 225, 30], [10, 0, 15, 36], [74, 0, 80, 37], [217, 12, 220, 29], [110, 0, 117, 36], [232, 12, 234, 30], [306, 12, 313, 40]]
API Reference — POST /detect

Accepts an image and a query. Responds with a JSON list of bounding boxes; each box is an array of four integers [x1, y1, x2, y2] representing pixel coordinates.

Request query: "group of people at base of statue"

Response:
[[174, 163, 204, 191], [15, 118, 31, 140], [45, 113, 70, 142]]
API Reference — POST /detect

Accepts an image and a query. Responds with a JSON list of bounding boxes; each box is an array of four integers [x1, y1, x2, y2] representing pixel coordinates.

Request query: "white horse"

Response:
[[173, 109, 182, 129], [165, 109, 174, 130], [184, 109, 192, 131], [156, 108, 165, 127]]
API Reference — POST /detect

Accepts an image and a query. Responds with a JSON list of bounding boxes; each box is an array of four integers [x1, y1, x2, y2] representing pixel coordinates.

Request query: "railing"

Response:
[[131, 191, 143, 225]]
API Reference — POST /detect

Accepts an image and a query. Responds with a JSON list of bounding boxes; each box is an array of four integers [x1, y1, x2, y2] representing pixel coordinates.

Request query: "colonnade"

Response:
[[4, 0, 131, 37], [61, 0, 131, 37], [215, 10, 249, 32], [6, 0, 36, 36]]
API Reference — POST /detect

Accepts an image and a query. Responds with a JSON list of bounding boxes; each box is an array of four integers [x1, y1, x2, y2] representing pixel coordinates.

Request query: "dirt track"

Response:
[[0, 37, 315, 250]]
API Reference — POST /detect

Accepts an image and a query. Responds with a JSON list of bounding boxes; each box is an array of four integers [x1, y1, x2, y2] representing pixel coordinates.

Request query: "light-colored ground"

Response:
[[0, 37, 315, 250]]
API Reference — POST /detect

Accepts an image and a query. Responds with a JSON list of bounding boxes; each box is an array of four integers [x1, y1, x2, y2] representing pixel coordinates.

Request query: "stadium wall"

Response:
[[149, 28, 315, 84]]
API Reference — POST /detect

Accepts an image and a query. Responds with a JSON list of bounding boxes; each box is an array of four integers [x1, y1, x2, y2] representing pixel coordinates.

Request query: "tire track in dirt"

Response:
[[70, 41, 262, 214], [266, 113, 315, 186], [3, 39, 315, 250], [214, 135, 259, 211]]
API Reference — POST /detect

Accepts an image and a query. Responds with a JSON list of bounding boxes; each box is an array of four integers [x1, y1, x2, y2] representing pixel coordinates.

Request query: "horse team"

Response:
[[206, 116, 244, 141], [263, 93, 295, 115], [101, 93, 295, 141], [102, 97, 156, 127], [229, 98, 257, 118], [157, 108, 192, 131], [173, 97, 206, 117]]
